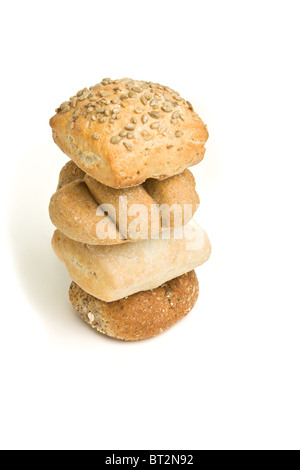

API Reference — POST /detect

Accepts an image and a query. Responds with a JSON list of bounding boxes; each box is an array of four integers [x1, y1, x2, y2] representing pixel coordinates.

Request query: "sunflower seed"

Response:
[[175, 131, 183, 138], [124, 123, 136, 131], [150, 122, 160, 129], [131, 117, 137, 124], [60, 101, 69, 109], [179, 114, 185, 121], [186, 101, 194, 110], [134, 107, 142, 114], [119, 130, 127, 138], [171, 118, 178, 125], [111, 136, 122, 144], [150, 99, 158, 107], [99, 116, 107, 123], [140, 95, 147, 105], [91, 115, 97, 121], [61, 106, 70, 113], [161, 105, 172, 113], [144, 92, 152, 100], [92, 132, 100, 140], [149, 111, 161, 119], [142, 114, 149, 124], [172, 111, 180, 119], [123, 142, 133, 152], [120, 94, 128, 100], [128, 91, 137, 98], [127, 132, 135, 139]]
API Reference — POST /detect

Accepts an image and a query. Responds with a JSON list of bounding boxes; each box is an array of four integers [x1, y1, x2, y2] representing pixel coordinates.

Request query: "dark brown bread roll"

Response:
[[69, 270, 199, 341]]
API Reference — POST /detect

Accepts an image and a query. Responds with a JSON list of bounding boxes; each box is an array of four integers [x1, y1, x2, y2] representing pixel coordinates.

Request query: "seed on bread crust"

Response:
[[111, 136, 122, 144], [175, 131, 184, 138], [123, 141, 133, 151]]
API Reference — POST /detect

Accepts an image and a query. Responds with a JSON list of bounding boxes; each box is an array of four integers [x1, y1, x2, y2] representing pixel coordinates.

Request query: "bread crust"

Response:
[[50, 78, 208, 188], [69, 270, 199, 341], [51, 222, 211, 302], [57, 160, 85, 190], [49, 164, 199, 245], [49, 181, 126, 245]]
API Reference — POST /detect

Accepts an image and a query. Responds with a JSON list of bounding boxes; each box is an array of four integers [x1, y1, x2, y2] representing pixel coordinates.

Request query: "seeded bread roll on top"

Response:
[[69, 270, 199, 341], [50, 78, 209, 188]]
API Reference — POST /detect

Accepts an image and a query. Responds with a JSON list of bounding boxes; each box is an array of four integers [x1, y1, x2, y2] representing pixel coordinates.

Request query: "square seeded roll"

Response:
[[50, 78, 209, 189]]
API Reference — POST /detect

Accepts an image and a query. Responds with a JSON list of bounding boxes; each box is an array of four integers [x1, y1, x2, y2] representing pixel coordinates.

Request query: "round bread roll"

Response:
[[69, 270, 199, 341], [50, 77, 208, 188]]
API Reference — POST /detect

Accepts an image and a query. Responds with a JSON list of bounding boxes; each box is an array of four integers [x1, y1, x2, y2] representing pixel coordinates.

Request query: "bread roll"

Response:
[[84, 173, 162, 240], [49, 166, 199, 245], [52, 221, 211, 302], [143, 170, 199, 229], [49, 181, 125, 245], [69, 270, 199, 341], [57, 160, 85, 190], [50, 78, 208, 188]]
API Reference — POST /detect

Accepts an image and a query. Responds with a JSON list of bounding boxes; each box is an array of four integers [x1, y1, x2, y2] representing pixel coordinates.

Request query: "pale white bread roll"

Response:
[[52, 221, 211, 302]]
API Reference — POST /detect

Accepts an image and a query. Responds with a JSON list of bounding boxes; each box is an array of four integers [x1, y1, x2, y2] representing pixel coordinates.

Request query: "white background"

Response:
[[1, 0, 299, 450]]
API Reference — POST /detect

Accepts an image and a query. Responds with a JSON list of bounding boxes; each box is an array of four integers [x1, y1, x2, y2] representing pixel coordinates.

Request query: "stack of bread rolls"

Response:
[[49, 78, 211, 341]]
